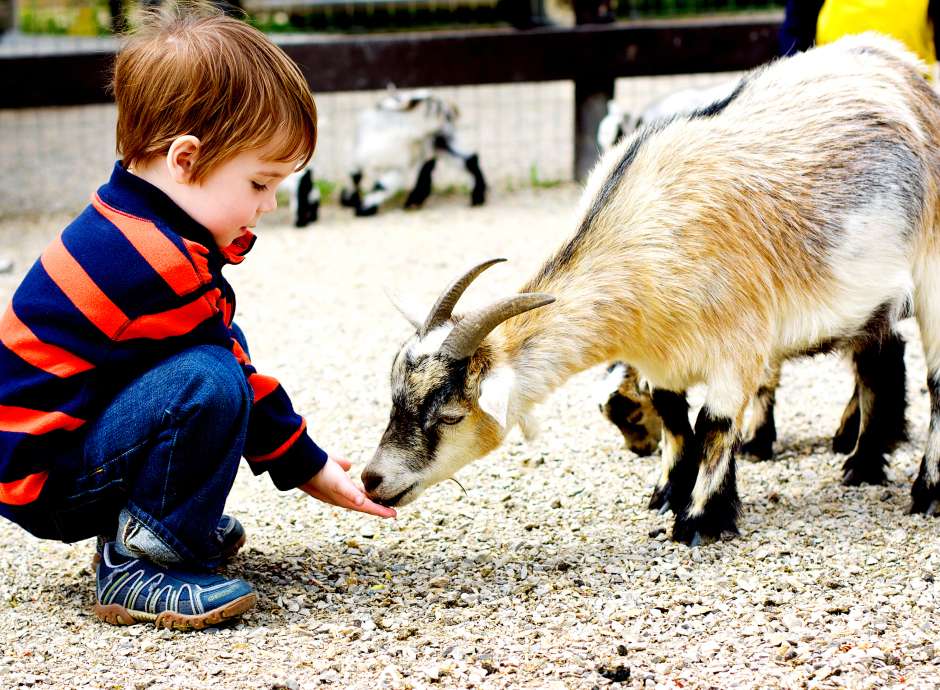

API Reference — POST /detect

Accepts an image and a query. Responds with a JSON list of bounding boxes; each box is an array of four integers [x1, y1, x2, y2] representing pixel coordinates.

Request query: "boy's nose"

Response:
[[260, 193, 277, 214]]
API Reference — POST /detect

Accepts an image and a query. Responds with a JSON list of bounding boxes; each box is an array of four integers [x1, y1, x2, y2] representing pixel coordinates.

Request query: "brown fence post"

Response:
[[574, 74, 614, 182]]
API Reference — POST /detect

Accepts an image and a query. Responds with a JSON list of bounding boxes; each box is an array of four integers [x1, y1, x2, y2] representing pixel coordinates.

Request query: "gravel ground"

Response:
[[1, 186, 940, 689]]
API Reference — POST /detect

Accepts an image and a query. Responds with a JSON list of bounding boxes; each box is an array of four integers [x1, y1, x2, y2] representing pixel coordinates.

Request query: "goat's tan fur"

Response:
[[505, 35, 940, 420]]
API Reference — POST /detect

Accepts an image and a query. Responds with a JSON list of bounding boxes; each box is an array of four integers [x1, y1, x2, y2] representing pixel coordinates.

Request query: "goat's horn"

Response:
[[422, 258, 506, 335], [440, 293, 556, 361]]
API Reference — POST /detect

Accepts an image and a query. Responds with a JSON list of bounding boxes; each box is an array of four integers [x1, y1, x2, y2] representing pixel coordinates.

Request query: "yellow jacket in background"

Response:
[[816, 0, 936, 66]]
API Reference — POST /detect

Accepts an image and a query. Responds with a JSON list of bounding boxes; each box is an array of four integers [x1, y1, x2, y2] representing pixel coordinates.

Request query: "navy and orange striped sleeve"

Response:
[[228, 338, 328, 490]]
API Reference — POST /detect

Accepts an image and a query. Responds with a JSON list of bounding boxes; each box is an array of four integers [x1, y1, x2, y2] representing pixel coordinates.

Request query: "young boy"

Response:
[[0, 5, 395, 630]]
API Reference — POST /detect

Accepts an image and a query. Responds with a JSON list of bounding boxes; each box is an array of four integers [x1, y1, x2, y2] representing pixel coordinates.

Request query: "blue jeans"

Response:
[[13, 328, 251, 569]]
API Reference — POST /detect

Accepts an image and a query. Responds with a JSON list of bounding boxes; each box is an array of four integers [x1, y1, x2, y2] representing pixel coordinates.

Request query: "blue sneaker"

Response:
[[215, 515, 247, 561], [93, 514, 246, 570], [94, 542, 257, 630]]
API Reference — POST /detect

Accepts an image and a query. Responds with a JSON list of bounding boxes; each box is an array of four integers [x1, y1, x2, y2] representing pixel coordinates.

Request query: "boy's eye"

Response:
[[251, 181, 268, 191]]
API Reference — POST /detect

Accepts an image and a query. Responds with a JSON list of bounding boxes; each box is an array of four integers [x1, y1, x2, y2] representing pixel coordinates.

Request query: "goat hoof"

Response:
[[648, 485, 669, 511], [355, 205, 379, 217], [831, 430, 857, 455], [841, 452, 888, 486], [339, 189, 359, 208], [739, 437, 774, 461], [671, 509, 739, 546], [908, 466, 940, 515]]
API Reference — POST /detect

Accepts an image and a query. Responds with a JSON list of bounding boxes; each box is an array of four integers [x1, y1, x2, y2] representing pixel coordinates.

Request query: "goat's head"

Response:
[[597, 362, 662, 457], [362, 259, 554, 507]]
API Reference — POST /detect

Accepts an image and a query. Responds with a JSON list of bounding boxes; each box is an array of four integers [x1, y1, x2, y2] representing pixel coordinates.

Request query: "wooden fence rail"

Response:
[[1, 14, 783, 177]]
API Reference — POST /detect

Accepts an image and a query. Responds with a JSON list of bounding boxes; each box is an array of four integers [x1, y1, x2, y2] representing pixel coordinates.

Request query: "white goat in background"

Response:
[[340, 88, 487, 216]]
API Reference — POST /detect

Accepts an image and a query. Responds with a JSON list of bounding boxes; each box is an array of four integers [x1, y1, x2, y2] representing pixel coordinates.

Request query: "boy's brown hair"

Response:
[[113, 2, 317, 183]]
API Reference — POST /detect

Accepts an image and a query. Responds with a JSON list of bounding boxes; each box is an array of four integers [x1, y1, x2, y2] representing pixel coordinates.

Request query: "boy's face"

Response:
[[172, 145, 298, 249]]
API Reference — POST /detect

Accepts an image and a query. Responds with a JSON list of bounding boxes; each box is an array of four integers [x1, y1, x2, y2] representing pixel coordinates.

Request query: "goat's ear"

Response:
[[384, 289, 424, 332], [479, 366, 515, 429]]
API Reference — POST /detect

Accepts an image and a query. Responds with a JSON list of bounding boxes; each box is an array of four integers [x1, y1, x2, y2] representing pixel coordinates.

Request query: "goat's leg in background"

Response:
[[292, 168, 320, 228], [340, 170, 364, 210], [671, 375, 751, 545], [434, 133, 487, 206], [910, 265, 940, 514], [841, 331, 908, 485], [358, 169, 405, 217], [404, 159, 436, 208], [832, 382, 861, 454], [739, 364, 781, 461], [833, 332, 907, 457], [647, 389, 699, 515], [911, 371, 940, 514]]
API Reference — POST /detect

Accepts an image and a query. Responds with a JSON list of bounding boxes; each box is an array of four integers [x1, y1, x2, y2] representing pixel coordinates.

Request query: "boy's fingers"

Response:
[[310, 488, 397, 518], [347, 498, 397, 518], [331, 456, 353, 471], [332, 481, 396, 518]]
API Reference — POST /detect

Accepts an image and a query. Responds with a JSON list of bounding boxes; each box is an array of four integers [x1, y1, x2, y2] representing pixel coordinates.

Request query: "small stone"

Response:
[[597, 664, 631, 683]]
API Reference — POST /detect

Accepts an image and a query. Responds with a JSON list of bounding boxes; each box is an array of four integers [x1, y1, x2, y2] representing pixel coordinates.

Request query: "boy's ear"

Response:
[[166, 135, 202, 184], [478, 366, 515, 430]]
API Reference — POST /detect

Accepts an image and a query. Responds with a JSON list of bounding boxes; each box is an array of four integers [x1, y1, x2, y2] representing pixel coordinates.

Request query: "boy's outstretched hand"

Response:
[[299, 456, 397, 518]]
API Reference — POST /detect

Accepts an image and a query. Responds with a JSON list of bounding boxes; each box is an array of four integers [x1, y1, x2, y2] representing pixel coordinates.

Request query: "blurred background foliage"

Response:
[[8, 0, 784, 36]]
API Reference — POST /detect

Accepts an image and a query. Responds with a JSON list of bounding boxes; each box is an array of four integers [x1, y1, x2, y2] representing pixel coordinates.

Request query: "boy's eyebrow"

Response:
[[256, 170, 288, 178]]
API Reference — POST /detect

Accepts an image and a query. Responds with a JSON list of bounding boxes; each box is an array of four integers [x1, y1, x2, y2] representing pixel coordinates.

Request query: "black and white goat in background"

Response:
[[339, 88, 487, 217], [361, 34, 940, 546], [280, 167, 320, 228]]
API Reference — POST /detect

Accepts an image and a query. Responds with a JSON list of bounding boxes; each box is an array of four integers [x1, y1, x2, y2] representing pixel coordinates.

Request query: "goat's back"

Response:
[[526, 34, 940, 384]]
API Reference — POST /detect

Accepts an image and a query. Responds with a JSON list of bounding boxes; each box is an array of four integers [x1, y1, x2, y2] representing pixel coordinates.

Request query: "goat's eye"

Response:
[[439, 414, 465, 426]]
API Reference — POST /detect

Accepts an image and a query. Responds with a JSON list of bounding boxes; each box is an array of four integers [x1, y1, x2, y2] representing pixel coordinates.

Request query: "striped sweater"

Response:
[[0, 162, 328, 519]]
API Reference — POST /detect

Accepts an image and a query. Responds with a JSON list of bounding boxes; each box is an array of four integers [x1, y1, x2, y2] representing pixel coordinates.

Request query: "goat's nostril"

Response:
[[361, 470, 383, 494]]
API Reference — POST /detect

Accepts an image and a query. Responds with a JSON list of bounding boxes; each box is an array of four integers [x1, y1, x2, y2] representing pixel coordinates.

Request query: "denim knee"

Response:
[[168, 345, 252, 429]]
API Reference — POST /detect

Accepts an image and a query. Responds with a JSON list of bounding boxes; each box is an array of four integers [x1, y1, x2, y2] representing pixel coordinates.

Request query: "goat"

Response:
[[340, 88, 486, 217], [362, 34, 940, 545], [279, 166, 320, 228]]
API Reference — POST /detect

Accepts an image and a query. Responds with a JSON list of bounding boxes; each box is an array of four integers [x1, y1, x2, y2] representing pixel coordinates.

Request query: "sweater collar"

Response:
[[96, 161, 256, 265]]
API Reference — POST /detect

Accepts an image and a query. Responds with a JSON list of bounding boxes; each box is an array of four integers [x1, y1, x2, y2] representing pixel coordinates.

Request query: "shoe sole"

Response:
[[93, 592, 257, 630]]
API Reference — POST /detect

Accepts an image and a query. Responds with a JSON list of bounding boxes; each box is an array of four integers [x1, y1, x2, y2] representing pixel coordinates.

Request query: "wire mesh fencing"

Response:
[[1, 0, 784, 218], [0, 71, 763, 218]]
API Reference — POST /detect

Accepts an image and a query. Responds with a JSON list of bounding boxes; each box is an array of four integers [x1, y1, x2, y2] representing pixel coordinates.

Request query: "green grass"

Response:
[[529, 164, 563, 189], [19, 0, 114, 36]]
